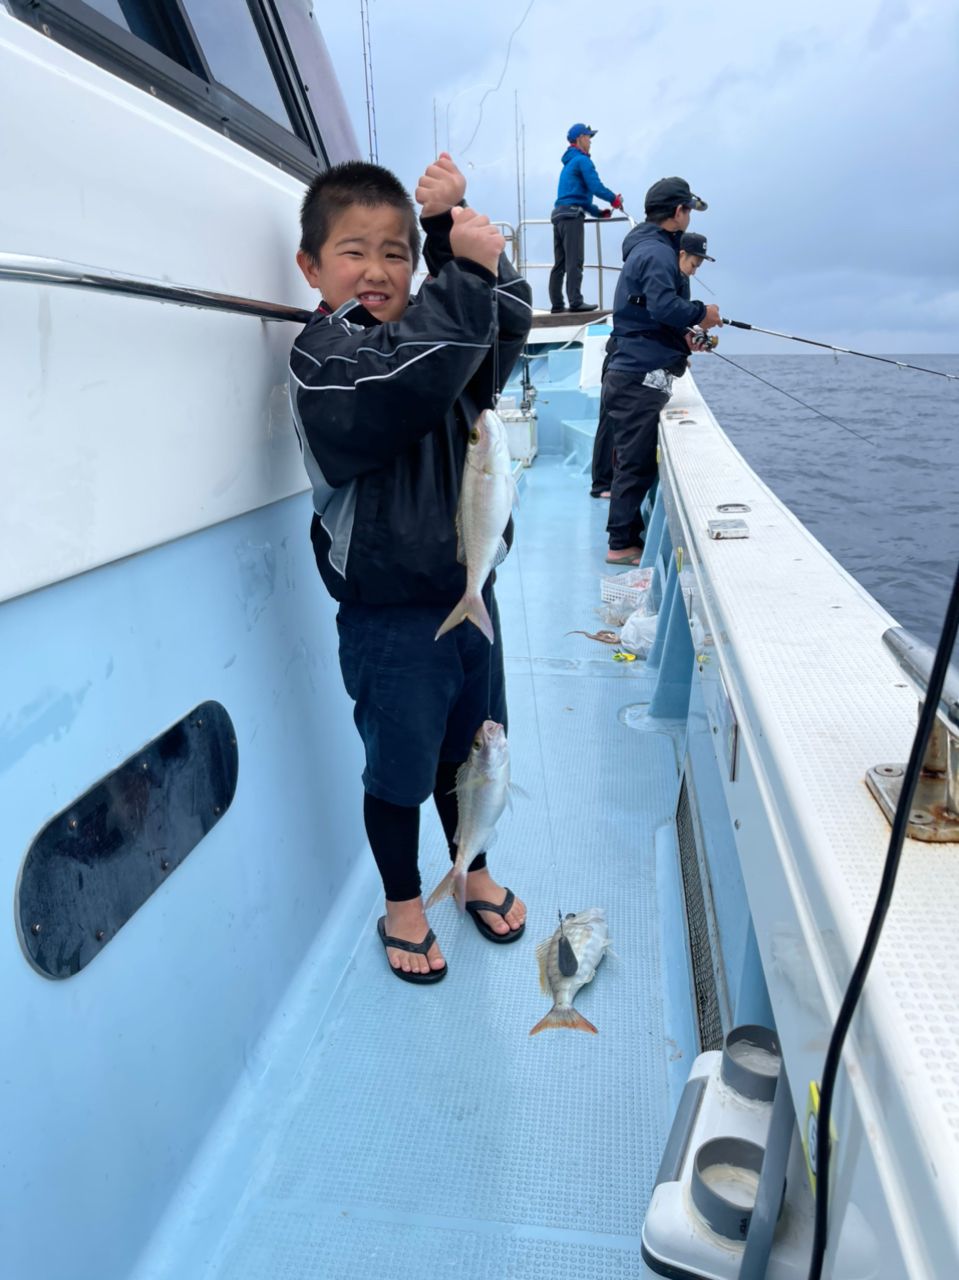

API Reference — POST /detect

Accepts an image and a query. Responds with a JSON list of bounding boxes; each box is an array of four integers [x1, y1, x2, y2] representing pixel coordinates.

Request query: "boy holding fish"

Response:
[[289, 154, 531, 984]]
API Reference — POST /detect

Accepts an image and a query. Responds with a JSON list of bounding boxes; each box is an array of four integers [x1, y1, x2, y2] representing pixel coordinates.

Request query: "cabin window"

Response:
[[10, 0, 326, 177], [179, 0, 293, 130]]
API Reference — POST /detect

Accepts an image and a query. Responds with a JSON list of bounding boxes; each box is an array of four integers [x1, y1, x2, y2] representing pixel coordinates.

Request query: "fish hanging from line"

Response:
[[530, 908, 610, 1035], [425, 720, 512, 913], [435, 409, 515, 644]]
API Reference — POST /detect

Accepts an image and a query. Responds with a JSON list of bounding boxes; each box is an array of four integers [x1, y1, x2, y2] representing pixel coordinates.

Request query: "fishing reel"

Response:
[[687, 326, 719, 351]]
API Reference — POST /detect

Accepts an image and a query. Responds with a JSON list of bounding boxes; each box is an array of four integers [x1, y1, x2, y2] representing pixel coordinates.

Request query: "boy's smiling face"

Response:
[[297, 204, 413, 323]]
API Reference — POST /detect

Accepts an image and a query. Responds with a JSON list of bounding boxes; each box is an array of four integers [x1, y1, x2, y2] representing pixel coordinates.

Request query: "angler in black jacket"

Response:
[[290, 156, 532, 984], [601, 177, 721, 563]]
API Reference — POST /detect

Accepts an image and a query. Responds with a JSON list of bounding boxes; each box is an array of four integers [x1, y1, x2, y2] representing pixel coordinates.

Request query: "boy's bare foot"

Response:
[[464, 868, 526, 936], [384, 898, 446, 976]]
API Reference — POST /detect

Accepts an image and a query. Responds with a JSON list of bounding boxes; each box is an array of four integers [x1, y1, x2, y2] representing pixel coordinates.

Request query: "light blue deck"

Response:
[[136, 459, 687, 1279]]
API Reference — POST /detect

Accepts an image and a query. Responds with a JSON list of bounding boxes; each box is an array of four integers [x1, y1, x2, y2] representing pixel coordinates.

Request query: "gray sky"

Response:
[[317, 0, 958, 352]]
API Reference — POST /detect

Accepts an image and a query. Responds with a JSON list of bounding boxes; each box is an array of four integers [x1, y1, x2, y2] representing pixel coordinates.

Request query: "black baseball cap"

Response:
[[680, 232, 715, 262], [567, 123, 597, 142], [645, 176, 708, 215]]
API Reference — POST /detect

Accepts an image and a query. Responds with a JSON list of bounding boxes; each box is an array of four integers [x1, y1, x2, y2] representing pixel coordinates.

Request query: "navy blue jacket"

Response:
[[554, 147, 616, 217], [609, 222, 707, 377]]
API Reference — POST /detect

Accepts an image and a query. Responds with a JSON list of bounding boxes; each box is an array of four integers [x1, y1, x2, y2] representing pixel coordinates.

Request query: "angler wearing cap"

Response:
[[602, 178, 721, 565], [590, 229, 716, 499], [549, 123, 623, 314]]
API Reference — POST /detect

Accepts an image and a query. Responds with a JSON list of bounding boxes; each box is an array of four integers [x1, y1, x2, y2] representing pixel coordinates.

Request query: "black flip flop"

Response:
[[465, 889, 526, 944], [377, 916, 448, 984]]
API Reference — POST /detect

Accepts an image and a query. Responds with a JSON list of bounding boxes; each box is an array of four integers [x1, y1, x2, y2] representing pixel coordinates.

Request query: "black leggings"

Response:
[[363, 760, 487, 902]]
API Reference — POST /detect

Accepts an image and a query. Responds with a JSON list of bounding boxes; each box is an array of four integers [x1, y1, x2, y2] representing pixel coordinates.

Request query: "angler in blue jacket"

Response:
[[549, 123, 622, 313], [601, 177, 721, 564]]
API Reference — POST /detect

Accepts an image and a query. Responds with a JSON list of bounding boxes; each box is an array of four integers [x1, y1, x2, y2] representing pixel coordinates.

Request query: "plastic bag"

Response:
[[620, 609, 659, 659]]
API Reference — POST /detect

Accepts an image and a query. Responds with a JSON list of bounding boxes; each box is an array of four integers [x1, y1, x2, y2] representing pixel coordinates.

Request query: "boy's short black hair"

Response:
[[299, 161, 421, 270]]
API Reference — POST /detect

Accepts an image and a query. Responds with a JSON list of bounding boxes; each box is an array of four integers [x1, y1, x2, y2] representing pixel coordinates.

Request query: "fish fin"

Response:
[[435, 593, 494, 644], [529, 1005, 598, 1036], [535, 937, 552, 993], [510, 783, 532, 801], [491, 536, 509, 569], [425, 865, 465, 910], [509, 474, 521, 510]]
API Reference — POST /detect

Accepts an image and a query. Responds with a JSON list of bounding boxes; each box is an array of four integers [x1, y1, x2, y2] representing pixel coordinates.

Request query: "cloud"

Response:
[[315, 0, 958, 350]]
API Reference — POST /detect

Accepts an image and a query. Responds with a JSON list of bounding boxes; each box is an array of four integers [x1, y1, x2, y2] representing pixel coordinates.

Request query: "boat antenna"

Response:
[[359, 0, 379, 162], [706, 349, 875, 446], [460, 0, 536, 155], [804, 558, 959, 1280], [723, 318, 959, 381]]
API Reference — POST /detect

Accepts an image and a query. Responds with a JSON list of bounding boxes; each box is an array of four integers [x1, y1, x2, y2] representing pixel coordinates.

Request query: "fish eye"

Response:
[[565, 912, 576, 919], [472, 737, 482, 751], [468, 427, 480, 444]]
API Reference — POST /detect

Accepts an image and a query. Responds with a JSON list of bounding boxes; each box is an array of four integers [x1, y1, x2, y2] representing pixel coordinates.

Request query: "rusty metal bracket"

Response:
[[865, 628, 959, 842]]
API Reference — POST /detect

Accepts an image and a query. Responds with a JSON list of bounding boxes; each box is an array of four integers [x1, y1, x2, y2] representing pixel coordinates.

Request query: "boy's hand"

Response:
[[449, 206, 505, 274], [416, 153, 467, 217]]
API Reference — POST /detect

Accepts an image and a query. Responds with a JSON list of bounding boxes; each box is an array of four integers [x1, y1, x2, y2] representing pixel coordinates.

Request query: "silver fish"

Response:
[[425, 720, 510, 912], [529, 908, 610, 1035], [435, 409, 514, 644]]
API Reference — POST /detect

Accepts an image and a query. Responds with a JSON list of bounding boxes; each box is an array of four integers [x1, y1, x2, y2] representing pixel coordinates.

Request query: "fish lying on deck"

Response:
[[530, 908, 610, 1035], [435, 409, 514, 644], [425, 720, 511, 912]]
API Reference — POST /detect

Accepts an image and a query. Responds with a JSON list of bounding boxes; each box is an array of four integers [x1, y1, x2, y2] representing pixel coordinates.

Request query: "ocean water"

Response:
[[691, 354, 959, 648]]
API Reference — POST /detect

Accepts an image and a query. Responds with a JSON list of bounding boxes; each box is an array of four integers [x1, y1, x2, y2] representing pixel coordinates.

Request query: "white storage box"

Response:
[[498, 408, 538, 466]]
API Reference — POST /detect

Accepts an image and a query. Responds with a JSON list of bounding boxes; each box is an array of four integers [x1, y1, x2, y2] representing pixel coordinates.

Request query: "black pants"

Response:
[[603, 371, 668, 550], [549, 212, 585, 309], [590, 414, 614, 494]]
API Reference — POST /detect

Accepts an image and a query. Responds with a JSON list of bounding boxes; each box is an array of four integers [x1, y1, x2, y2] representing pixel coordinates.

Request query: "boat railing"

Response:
[[0, 252, 313, 324], [515, 214, 631, 310], [413, 215, 629, 311]]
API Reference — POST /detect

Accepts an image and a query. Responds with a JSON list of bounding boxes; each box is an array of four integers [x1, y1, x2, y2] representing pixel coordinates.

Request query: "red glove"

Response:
[[611, 194, 624, 210], [598, 209, 613, 219]]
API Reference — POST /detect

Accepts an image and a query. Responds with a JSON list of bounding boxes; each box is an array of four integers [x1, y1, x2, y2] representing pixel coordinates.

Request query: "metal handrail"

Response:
[[517, 215, 630, 310], [0, 253, 313, 323]]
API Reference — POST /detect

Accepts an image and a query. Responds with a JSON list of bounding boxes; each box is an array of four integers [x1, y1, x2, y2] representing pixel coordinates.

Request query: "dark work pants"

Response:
[[590, 414, 614, 494], [549, 213, 585, 309], [604, 371, 669, 550]]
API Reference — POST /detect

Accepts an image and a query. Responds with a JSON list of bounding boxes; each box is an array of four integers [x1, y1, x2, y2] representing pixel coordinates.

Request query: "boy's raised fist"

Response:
[[449, 205, 505, 275], [416, 152, 467, 218]]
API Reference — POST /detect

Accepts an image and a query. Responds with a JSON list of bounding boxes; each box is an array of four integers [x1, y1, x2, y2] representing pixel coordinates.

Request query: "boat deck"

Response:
[[142, 459, 687, 1279]]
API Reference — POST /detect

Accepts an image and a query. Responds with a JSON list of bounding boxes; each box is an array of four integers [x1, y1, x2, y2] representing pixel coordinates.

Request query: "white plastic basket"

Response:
[[599, 566, 654, 612]]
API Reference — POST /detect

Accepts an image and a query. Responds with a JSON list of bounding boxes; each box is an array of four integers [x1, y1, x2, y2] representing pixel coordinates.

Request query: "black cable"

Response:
[[806, 559, 959, 1279], [708, 350, 875, 446]]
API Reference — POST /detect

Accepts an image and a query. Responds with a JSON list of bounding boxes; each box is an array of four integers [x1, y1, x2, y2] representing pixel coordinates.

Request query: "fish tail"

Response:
[[425, 865, 468, 912], [528, 1005, 598, 1036], [434, 593, 494, 644]]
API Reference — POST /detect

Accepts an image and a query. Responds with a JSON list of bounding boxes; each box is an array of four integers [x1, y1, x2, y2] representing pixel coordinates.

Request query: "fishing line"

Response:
[[707, 349, 875, 446], [723, 318, 959, 382], [805, 557, 959, 1280], [460, 0, 537, 155]]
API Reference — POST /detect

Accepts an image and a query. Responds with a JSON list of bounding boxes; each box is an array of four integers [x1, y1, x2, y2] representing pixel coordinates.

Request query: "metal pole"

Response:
[[739, 1067, 796, 1279], [596, 221, 604, 309]]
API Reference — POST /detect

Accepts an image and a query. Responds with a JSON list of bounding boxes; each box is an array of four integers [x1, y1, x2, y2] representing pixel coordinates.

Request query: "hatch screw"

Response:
[[160, 859, 171, 871], [141, 761, 149, 772], [196, 718, 204, 728], [42, 23, 51, 35], [877, 764, 903, 777], [67, 816, 78, 831], [910, 810, 932, 825], [95, 929, 105, 942], [31, 922, 41, 936], [213, 805, 221, 816]]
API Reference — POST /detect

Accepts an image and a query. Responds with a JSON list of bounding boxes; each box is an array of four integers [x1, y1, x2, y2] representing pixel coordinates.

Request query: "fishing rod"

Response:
[[722, 318, 959, 381]]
